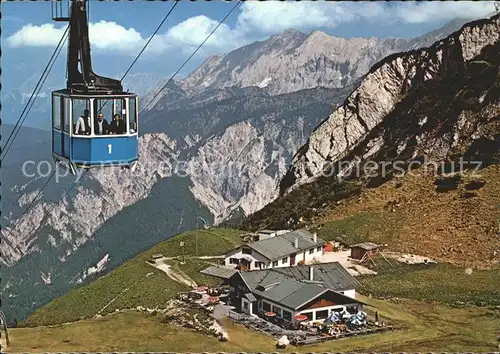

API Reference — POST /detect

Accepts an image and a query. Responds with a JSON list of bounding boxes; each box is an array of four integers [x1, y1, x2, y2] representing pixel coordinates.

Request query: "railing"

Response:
[[291, 325, 396, 346], [228, 310, 244, 321], [51, 0, 70, 22]]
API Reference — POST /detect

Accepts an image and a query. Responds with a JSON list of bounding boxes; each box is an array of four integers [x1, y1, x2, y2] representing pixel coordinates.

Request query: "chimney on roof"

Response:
[[294, 237, 299, 248], [309, 266, 314, 281], [313, 232, 317, 243]]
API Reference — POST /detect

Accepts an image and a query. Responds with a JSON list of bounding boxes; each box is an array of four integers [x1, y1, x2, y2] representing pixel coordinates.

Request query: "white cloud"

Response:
[[88, 21, 143, 51], [165, 15, 238, 50], [7, 23, 67, 48], [6, 17, 241, 56], [7, 1, 495, 55], [236, 1, 494, 34], [392, 2, 495, 24], [6, 21, 149, 55], [237, 2, 342, 34]]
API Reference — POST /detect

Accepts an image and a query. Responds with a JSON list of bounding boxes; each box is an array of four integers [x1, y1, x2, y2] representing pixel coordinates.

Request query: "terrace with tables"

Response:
[[227, 304, 394, 346]]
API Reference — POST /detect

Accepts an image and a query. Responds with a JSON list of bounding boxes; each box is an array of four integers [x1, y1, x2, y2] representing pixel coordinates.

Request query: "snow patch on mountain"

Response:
[[73, 254, 110, 285], [257, 77, 272, 88], [40, 272, 52, 285]]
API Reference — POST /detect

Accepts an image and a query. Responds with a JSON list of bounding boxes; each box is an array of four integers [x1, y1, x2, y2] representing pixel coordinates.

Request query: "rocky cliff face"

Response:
[[281, 14, 500, 194], [147, 86, 351, 223], [180, 20, 470, 96]]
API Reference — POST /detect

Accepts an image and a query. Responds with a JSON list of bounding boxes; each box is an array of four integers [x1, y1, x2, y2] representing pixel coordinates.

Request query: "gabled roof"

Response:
[[231, 262, 364, 310], [239, 262, 358, 292], [200, 266, 237, 280], [241, 229, 325, 261], [351, 242, 379, 250], [246, 278, 363, 310], [251, 279, 326, 310], [244, 293, 257, 302], [274, 262, 359, 291]]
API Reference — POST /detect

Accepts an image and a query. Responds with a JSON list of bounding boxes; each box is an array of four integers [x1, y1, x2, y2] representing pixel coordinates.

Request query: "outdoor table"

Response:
[[295, 314, 308, 322]]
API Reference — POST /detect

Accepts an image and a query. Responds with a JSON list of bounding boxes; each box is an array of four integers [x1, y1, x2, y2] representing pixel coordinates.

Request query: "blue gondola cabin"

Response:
[[52, 90, 138, 173]]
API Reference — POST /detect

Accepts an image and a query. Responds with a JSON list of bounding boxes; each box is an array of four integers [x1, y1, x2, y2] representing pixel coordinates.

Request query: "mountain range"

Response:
[[1, 15, 497, 323], [245, 14, 500, 269], [179, 19, 469, 96]]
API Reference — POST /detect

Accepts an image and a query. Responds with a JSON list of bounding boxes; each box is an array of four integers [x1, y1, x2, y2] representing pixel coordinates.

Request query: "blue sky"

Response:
[[2, 0, 495, 91]]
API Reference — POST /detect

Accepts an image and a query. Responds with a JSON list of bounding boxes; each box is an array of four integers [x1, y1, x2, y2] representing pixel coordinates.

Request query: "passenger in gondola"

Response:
[[94, 112, 109, 135], [109, 113, 126, 134], [75, 109, 91, 135]]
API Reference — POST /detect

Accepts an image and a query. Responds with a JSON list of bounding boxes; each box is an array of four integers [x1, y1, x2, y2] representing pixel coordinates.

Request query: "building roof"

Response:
[[351, 242, 379, 250], [232, 262, 364, 310], [200, 266, 237, 280], [242, 229, 325, 261], [239, 262, 358, 292], [275, 263, 359, 291], [244, 293, 257, 302], [243, 277, 362, 310], [252, 279, 326, 310]]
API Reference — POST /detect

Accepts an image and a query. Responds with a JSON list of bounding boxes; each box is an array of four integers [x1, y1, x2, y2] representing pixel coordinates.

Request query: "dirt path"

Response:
[[317, 251, 377, 276], [147, 258, 197, 288]]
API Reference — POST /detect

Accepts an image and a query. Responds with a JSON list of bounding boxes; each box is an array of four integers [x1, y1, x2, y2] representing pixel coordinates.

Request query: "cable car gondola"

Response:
[[51, 0, 138, 175]]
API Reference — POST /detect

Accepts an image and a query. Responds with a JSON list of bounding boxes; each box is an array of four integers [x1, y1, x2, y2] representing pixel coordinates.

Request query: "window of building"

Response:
[[229, 258, 239, 264], [317, 246, 322, 252], [272, 261, 278, 267], [262, 302, 271, 312], [282, 310, 292, 321], [309, 248, 314, 254], [243, 301, 248, 310], [242, 247, 252, 255], [316, 310, 328, 320], [282, 257, 288, 264], [272, 306, 281, 317], [255, 261, 265, 269]]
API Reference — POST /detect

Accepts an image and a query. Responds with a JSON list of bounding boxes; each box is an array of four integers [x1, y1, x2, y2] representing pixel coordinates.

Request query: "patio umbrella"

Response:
[[295, 314, 308, 322], [264, 311, 276, 317], [208, 296, 219, 302]]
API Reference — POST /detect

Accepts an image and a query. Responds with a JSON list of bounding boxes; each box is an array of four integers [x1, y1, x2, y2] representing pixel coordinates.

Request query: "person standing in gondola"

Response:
[[94, 112, 109, 135], [75, 109, 91, 135], [109, 113, 125, 134]]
